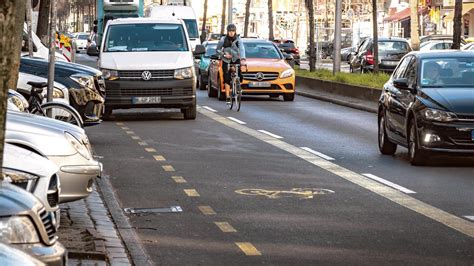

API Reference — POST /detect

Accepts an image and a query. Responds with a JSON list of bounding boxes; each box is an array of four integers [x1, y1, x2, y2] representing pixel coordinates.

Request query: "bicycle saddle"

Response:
[[27, 81, 48, 89]]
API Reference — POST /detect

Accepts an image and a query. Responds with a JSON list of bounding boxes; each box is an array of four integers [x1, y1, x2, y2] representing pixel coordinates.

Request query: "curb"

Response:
[[96, 176, 153, 266], [296, 90, 377, 114]]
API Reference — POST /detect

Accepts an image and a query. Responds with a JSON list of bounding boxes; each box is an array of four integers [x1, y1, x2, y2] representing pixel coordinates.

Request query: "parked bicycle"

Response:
[[10, 81, 84, 128]]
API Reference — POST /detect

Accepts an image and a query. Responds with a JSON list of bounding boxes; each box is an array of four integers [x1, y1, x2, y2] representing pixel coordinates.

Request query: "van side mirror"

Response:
[[193, 45, 206, 56], [87, 45, 100, 56]]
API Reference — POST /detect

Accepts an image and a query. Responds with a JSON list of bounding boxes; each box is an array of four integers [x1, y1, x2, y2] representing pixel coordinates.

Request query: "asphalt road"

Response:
[[77, 54, 474, 265]]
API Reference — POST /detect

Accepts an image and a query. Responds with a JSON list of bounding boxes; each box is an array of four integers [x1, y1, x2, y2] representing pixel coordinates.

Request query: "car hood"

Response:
[[3, 143, 58, 178], [21, 56, 100, 76], [421, 88, 474, 115], [55, 60, 101, 76], [6, 111, 84, 156], [100, 51, 193, 70], [0, 183, 42, 216], [245, 58, 291, 72]]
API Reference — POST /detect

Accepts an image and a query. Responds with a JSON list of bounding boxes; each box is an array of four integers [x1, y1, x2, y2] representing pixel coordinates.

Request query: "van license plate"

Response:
[[249, 82, 271, 88], [133, 96, 161, 104]]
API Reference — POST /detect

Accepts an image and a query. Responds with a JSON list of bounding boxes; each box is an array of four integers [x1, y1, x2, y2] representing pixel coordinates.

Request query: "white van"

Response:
[[94, 17, 205, 119], [22, 24, 67, 61], [147, 5, 201, 50]]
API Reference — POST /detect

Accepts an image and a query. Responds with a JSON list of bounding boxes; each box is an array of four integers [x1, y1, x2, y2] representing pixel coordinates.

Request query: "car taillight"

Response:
[[365, 50, 374, 65], [291, 48, 299, 54]]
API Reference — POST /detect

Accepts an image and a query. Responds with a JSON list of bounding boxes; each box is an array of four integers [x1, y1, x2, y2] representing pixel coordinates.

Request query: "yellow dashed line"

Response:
[[116, 122, 124, 126], [184, 189, 200, 197], [153, 155, 166, 161], [125, 131, 135, 135], [138, 142, 148, 146], [121, 127, 130, 130], [198, 206, 216, 215], [171, 176, 187, 183], [215, 222, 237, 233], [162, 165, 175, 172], [145, 148, 157, 153], [235, 242, 261, 256], [131, 136, 141, 140]]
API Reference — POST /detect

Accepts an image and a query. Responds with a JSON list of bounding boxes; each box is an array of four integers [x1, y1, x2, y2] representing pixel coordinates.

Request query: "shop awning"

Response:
[[384, 7, 427, 22]]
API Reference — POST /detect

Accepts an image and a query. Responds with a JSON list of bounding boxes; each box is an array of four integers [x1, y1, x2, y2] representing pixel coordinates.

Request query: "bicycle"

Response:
[[227, 63, 246, 111], [17, 81, 84, 128]]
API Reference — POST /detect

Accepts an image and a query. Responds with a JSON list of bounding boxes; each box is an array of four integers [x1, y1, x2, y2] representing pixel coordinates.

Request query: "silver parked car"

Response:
[[0, 242, 45, 265], [3, 143, 60, 224], [6, 110, 102, 203], [0, 183, 67, 265]]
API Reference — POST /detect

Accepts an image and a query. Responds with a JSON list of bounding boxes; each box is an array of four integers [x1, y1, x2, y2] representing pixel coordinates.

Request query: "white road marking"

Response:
[[362, 173, 416, 194], [300, 147, 335, 161], [202, 106, 217, 112], [258, 130, 283, 139], [227, 117, 247, 125], [198, 108, 474, 238], [464, 216, 474, 221]]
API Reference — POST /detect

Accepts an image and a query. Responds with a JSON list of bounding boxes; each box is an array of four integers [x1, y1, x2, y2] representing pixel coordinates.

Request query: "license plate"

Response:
[[133, 96, 161, 104], [249, 82, 271, 88], [382, 60, 399, 66]]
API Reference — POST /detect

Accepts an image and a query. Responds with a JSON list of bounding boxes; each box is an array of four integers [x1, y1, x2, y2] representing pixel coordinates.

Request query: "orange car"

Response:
[[207, 39, 296, 101]]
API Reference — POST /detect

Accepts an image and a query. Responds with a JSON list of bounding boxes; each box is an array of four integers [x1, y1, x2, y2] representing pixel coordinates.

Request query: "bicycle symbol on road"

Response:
[[235, 188, 335, 199]]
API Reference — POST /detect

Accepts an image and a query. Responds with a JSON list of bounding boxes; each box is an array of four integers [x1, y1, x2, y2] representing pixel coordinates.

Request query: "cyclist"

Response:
[[216, 24, 246, 104]]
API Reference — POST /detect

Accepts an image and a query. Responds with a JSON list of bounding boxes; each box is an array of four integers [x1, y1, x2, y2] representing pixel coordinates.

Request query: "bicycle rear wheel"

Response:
[[236, 80, 242, 112], [34, 102, 84, 128]]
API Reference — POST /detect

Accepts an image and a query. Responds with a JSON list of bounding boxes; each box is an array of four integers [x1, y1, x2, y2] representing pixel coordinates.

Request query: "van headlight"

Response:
[[65, 132, 92, 160], [0, 216, 40, 244], [280, 69, 294, 79], [70, 74, 94, 89], [2, 169, 39, 193], [174, 67, 193, 80], [101, 69, 119, 80], [422, 108, 457, 122]]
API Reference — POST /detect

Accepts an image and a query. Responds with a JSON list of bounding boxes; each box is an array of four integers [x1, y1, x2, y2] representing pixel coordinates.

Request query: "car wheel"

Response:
[[199, 75, 207, 90], [283, 93, 295, 102], [217, 76, 226, 101], [207, 76, 217, 97], [182, 104, 197, 120], [378, 114, 397, 155], [408, 119, 426, 166]]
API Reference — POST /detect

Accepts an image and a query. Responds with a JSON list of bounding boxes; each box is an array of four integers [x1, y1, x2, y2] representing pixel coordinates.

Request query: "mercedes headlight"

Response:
[[280, 69, 294, 79], [422, 108, 457, 122], [0, 216, 40, 244], [65, 132, 91, 160], [70, 74, 94, 89], [7, 90, 29, 112], [1, 168, 39, 193], [101, 69, 119, 81], [174, 67, 193, 80]]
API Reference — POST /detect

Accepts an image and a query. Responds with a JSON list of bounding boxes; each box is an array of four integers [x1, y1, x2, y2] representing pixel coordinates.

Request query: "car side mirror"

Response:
[[87, 45, 100, 56], [193, 45, 206, 58], [210, 54, 219, 60], [393, 78, 411, 90], [285, 54, 294, 61]]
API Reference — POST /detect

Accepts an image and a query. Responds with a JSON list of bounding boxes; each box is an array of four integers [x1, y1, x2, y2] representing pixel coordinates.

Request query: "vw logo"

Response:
[[141, 71, 152, 81], [256, 72, 264, 81]]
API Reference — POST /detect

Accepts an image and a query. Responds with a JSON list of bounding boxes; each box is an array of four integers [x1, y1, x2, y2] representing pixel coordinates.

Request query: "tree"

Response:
[[200, 0, 208, 42], [409, 0, 420, 50], [0, 0, 26, 170], [220, 0, 226, 35], [305, 0, 316, 72], [243, 0, 252, 37], [37, 0, 51, 43], [372, 0, 379, 72], [452, 0, 462, 49], [267, 0, 274, 41]]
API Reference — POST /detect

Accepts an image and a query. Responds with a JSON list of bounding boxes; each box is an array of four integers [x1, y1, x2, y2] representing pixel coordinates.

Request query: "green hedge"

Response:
[[295, 68, 390, 89]]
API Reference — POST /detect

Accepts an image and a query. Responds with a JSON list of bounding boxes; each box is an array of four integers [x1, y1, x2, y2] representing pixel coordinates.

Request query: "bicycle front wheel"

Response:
[[34, 102, 84, 128], [229, 79, 235, 110], [236, 80, 242, 112]]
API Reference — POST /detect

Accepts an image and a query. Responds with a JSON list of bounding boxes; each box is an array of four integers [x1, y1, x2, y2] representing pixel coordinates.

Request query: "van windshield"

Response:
[[183, 19, 199, 39], [104, 23, 189, 52]]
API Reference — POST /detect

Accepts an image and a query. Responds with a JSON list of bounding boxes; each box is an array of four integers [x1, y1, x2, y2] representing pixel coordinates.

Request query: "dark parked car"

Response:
[[277, 41, 300, 65], [19, 57, 105, 125], [198, 41, 218, 90], [350, 37, 411, 73], [378, 51, 474, 165]]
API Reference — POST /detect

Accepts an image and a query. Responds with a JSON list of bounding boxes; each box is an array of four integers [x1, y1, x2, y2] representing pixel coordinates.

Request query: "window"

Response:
[[183, 19, 199, 39], [420, 57, 474, 88], [405, 58, 417, 88], [392, 56, 411, 80], [244, 42, 282, 59], [378, 41, 410, 52], [104, 23, 188, 52]]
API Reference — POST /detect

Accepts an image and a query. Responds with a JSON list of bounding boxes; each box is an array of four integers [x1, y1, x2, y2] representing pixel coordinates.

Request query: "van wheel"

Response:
[[217, 77, 226, 101], [208, 77, 217, 97], [283, 93, 295, 101], [182, 104, 197, 120]]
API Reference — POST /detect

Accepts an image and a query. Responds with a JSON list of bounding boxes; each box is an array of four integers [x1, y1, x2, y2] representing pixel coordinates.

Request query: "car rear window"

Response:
[[378, 41, 410, 52], [244, 42, 282, 59], [280, 43, 296, 49], [421, 57, 474, 88], [78, 34, 88, 40]]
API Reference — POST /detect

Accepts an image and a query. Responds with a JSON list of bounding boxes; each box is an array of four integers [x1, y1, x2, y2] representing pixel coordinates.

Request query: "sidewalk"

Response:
[[59, 185, 132, 265]]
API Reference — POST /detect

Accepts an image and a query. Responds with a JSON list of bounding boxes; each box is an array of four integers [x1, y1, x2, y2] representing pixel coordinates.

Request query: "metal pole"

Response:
[[333, 0, 342, 74], [47, 0, 57, 104], [26, 0, 34, 56], [228, 0, 233, 25], [372, 0, 379, 72], [316, 22, 319, 68]]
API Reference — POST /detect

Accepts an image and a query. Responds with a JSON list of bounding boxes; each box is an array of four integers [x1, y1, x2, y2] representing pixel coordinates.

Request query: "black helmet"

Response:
[[227, 24, 237, 32]]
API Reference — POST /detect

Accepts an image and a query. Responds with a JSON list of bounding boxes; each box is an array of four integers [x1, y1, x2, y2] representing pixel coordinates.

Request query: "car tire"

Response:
[[283, 93, 295, 101], [408, 119, 426, 166], [378, 114, 397, 155], [207, 76, 217, 97], [217, 76, 226, 101], [182, 104, 197, 120]]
